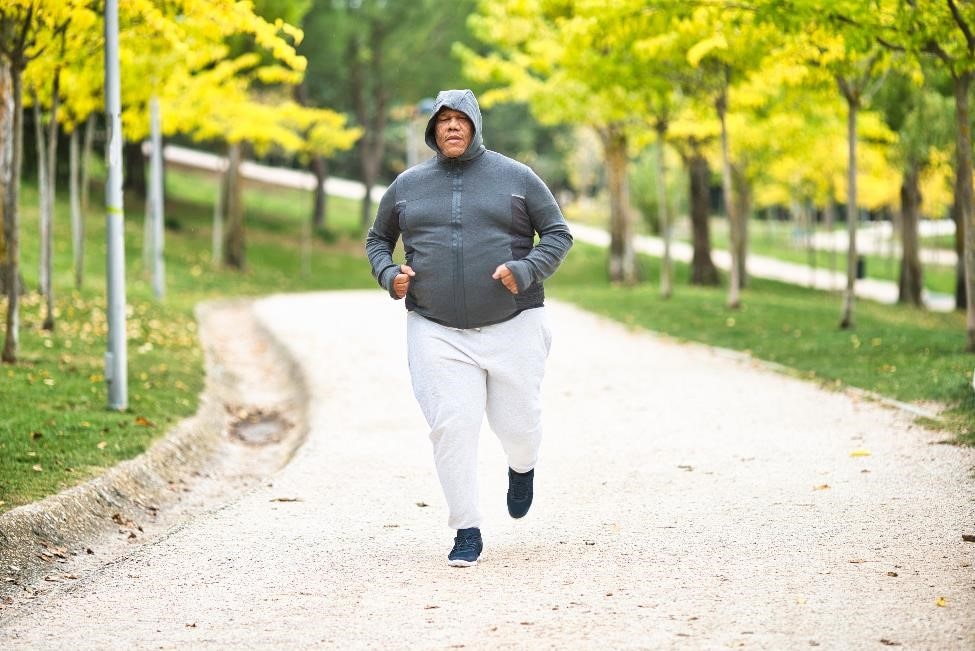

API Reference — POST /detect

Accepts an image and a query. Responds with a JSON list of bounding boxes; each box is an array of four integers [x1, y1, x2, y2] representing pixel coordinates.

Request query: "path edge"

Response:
[[0, 298, 311, 595]]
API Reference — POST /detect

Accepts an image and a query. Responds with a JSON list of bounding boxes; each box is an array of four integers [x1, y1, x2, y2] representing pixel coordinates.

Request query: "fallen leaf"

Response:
[[962, 534, 975, 543], [31, 465, 42, 472], [186, 622, 197, 628], [935, 597, 947, 607], [849, 448, 871, 458], [29, 431, 42, 440], [677, 465, 694, 472], [269, 497, 302, 503], [813, 484, 830, 491], [134, 416, 154, 427], [879, 640, 901, 647], [415, 501, 429, 507], [887, 571, 898, 577], [97, 441, 108, 450], [424, 605, 439, 610]]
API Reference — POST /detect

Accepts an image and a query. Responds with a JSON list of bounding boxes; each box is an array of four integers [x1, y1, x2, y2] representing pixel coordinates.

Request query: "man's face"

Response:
[[435, 108, 474, 158]]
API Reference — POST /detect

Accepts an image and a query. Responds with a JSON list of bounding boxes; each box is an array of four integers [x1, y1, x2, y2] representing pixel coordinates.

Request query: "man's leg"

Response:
[[407, 313, 487, 531], [483, 308, 552, 473]]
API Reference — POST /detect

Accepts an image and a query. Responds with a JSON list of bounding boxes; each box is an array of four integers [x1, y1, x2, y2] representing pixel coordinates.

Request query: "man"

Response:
[[365, 89, 572, 567]]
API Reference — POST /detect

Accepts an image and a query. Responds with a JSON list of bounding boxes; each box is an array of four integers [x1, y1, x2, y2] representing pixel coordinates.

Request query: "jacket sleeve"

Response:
[[505, 169, 573, 293], [365, 180, 404, 299]]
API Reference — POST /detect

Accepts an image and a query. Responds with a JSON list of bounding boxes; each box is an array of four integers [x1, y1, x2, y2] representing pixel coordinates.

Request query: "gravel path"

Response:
[[2, 291, 973, 649]]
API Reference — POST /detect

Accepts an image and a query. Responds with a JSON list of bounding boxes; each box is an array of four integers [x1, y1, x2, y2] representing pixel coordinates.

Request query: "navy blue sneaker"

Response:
[[507, 467, 534, 518], [447, 527, 483, 567]]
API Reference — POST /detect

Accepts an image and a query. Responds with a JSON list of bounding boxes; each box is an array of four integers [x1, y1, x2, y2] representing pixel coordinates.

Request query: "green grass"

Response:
[[0, 169, 373, 512], [548, 242, 975, 443]]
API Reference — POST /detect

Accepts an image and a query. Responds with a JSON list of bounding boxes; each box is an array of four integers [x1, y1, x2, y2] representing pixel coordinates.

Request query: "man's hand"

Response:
[[392, 264, 415, 299], [492, 264, 519, 295]]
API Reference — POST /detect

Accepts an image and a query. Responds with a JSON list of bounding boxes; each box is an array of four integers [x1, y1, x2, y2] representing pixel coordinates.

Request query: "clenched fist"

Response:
[[492, 264, 519, 295], [392, 264, 415, 299]]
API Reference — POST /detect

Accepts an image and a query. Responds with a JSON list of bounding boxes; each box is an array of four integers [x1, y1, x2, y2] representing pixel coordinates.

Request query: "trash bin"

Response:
[[855, 255, 866, 279]]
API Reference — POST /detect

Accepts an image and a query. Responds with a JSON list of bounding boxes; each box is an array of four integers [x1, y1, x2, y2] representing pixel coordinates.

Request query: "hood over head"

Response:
[[424, 89, 485, 161]]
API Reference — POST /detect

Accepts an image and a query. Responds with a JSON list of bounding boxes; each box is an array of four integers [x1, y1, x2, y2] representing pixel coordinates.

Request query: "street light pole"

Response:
[[104, 0, 128, 410]]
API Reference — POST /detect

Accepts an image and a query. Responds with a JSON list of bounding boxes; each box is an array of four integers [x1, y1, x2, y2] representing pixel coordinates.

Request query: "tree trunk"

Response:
[[954, 71, 975, 350], [688, 151, 720, 286], [655, 122, 672, 298], [0, 60, 9, 296], [211, 155, 225, 268], [732, 162, 750, 288], [839, 95, 859, 330], [350, 30, 387, 230], [898, 164, 923, 307], [601, 125, 636, 285], [3, 63, 24, 363], [825, 195, 838, 290], [222, 140, 245, 270], [952, 193, 966, 310], [311, 154, 328, 230], [32, 86, 57, 331], [80, 112, 94, 219], [717, 88, 741, 309], [123, 139, 146, 197], [70, 124, 83, 290]]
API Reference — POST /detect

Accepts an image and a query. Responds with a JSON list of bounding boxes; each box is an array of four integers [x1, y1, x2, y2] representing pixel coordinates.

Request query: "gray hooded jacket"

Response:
[[365, 89, 573, 329]]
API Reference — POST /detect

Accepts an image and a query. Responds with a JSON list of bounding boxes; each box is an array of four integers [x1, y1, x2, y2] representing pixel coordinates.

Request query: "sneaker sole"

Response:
[[447, 558, 478, 567]]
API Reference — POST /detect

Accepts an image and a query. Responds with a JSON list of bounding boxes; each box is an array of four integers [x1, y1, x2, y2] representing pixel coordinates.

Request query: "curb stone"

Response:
[[0, 298, 310, 599]]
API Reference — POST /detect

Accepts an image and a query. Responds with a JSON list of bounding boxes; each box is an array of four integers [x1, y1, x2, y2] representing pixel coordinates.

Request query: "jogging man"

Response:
[[365, 89, 572, 566]]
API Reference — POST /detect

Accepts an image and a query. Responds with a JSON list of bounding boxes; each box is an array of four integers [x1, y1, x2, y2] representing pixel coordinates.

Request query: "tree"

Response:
[[680, 6, 777, 308], [757, 0, 894, 328], [300, 0, 476, 229], [873, 72, 954, 306], [896, 0, 975, 348], [0, 0, 78, 362]]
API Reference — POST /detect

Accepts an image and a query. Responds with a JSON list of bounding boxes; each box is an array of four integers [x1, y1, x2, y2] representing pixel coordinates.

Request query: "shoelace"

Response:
[[453, 533, 480, 552], [510, 476, 530, 501]]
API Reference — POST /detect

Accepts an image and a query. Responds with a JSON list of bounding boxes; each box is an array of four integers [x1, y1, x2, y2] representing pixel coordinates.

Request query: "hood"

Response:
[[424, 89, 485, 161]]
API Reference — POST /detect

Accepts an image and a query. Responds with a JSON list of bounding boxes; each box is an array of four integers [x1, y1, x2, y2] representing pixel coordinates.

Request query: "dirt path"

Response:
[[2, 291, 973, 649]]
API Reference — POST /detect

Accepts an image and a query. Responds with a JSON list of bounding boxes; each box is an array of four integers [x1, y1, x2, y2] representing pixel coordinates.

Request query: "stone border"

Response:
[[0, 299, 310, 596]]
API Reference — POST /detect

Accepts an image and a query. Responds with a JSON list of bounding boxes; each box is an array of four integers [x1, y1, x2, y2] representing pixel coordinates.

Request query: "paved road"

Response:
[[4, 291, 972, 649]]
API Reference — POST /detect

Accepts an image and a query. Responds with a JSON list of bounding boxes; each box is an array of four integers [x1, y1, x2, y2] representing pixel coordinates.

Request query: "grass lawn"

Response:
[[0, 168, 373, 512], [3, 165, 972, 513]]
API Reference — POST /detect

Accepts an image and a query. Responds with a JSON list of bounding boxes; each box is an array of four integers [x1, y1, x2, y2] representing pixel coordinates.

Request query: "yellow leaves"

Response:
[[935, 596, 947, 607], [687, 34, 729, 68], [850, 448, 872, 458]]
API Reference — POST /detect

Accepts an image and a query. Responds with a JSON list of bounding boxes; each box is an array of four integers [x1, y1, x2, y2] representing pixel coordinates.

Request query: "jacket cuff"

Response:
[[506, 260, 534, 293], [380, 266, 402, 299]]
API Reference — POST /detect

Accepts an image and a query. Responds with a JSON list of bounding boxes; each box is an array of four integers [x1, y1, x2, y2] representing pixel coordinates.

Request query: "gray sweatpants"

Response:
[[407, 308, 552, 530]]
